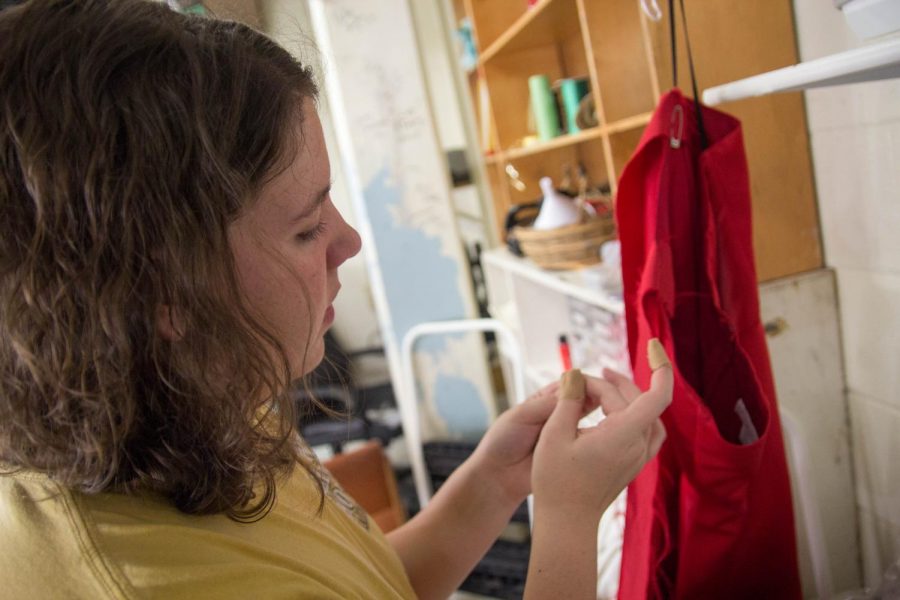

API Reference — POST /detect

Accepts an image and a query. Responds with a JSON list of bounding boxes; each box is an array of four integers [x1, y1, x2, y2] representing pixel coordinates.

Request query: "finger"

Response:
[[515, 381, 558, 407], [529, 381, 559, 401], [645, 420, 667, 460], [580, 393, 602, 417], [560, 369, 584, 401], [623, 373, 673, 434], [546, 369, 587, 439], [501, 380, 561, 427], [583, 375, 629, 414], [648, 359, 674, 403], [645, 339, 674, 406], [601, 367, 641, 403], [576, 377, 608, 417], [511, 388, 557, 425], [647, 338, 671, 371], [621, 346, 674, 435]]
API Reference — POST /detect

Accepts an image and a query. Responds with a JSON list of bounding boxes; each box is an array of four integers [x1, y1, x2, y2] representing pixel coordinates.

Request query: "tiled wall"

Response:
[[793, 0, 900, 586]]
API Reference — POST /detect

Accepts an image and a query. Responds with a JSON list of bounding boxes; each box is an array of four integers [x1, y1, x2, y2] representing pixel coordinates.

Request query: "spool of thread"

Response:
[[528, 74, 561, 141], [560, 78, 590, 133]]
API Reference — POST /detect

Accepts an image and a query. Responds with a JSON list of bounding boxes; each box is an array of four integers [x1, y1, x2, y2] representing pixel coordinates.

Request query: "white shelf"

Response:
[[702, 35, 900, 106], [487, 301, 520, 334], [481, 247, 624, 315], [843, 0, 900, 41]]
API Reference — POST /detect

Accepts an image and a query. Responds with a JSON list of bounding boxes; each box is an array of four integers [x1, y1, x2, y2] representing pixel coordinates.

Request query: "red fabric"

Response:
[[615, 90, 801, 599]]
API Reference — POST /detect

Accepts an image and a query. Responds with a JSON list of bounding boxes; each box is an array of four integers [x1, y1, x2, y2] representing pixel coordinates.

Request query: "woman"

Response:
[[0, 1, 672, 598]]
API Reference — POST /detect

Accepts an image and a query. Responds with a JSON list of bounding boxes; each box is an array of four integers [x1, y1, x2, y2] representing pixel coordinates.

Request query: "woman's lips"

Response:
[[324, 284, 340, 328]]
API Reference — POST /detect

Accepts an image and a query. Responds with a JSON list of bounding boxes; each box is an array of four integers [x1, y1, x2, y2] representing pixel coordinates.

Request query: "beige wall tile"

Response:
[[795, 0, 900, 585], [839, 270, 900, 403], [794, 0, 900, 132], [761, 270, 861, 593], [850, 394, 900, 587], [856, 507, 900, 589], [873, 516, 900, 586], [793, 0, 858, 60], [806, 80, 900, 133], [848, 393, 900, 524], [812, 122, 900, 273], [857, 507, 886, 588]]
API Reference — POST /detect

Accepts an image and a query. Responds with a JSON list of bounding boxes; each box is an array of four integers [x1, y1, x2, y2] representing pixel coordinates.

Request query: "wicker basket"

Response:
[[513, 212, 616, 270]]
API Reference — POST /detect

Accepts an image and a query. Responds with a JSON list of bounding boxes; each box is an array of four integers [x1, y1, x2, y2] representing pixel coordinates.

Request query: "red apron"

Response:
[[615, 89, 801, 599]]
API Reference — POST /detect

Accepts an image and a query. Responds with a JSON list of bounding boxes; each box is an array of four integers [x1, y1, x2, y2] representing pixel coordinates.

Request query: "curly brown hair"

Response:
[[0, 0, 323, 520]]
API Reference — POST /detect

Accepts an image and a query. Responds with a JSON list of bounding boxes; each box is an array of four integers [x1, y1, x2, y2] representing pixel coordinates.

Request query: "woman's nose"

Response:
[[328, 207, 362, 268]]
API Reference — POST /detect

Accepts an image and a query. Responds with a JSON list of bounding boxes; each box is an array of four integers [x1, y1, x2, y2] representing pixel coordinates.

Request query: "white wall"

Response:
[[408, 0, 492, 252], [793, 0, 900, 587], [259, 0, 489, 356], [408, 0, 467, 150], [259, 0, 384, 356]]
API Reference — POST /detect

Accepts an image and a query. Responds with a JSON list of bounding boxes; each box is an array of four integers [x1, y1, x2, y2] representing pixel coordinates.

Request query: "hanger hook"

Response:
[[669, 104, 684, 149], [505, 163, 527, 192], [641, 0, 663, 22]]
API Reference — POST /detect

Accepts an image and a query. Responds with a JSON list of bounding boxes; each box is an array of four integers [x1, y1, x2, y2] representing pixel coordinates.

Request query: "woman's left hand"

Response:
[[469, 380, 600, 506]]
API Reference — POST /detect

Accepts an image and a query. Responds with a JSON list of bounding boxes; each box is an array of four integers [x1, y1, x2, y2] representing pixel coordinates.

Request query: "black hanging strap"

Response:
[[669, 0, 678, 89], [668, 0, 708, 149]]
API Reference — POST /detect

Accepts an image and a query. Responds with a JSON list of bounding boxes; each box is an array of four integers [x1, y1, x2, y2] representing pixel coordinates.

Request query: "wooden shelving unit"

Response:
[[449, 0, 824, 283], [476, 0, 582, 66], [484, 126, 604, 163], [451, 0, 658, 249]]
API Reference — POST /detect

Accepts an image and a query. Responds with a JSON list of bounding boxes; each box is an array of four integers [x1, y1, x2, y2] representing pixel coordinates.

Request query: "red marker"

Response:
[[558, 334, 572, 371]]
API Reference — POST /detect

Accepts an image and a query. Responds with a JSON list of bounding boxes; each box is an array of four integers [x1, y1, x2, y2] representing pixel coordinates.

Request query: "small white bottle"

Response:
[[532, 177, 579, 230]]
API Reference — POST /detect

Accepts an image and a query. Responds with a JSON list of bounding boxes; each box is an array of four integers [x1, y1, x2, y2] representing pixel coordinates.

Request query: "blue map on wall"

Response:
[[364, 168, 488, 438]]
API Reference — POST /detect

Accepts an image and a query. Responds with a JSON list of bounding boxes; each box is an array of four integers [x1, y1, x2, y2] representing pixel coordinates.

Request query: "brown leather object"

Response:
[[323, 441, 407, 533]]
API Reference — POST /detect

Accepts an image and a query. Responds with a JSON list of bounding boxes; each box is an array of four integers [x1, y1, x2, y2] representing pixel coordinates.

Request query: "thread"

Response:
[[529, 75, 561, 141]]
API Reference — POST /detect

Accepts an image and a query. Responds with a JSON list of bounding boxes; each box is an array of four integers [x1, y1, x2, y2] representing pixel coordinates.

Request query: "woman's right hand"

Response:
[[531, 365, 673, 522]]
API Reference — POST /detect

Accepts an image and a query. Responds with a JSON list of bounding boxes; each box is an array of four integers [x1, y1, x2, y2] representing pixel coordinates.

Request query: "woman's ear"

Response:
[[156, 304, 185, 341]]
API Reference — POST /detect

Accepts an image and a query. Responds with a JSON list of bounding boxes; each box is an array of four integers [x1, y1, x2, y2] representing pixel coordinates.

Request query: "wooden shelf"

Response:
[[604, 112, 652, 135], [477, 0, 579, 66], [462, 0, 822, 283], [485, 126, 603, 163], [484, 112, 652, 164]]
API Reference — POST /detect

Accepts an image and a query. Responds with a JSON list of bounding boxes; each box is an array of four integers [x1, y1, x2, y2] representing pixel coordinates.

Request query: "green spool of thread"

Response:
[[560, 78, 589, 133], [528, 75, 561, 141]]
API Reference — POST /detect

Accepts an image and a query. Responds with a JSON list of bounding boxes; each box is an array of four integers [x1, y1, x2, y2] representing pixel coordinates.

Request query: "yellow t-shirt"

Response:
[[0, 450, 416, 599]]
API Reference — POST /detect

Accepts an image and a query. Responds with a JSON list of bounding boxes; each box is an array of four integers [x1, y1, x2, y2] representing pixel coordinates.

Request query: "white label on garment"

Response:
[[735, 398, 760, 445]]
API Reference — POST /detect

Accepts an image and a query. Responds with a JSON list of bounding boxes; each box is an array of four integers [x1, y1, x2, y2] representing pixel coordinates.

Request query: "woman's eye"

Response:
[[296, 222, 327, 243]]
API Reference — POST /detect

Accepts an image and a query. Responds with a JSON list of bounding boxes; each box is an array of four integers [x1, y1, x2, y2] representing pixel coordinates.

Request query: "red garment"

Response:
[[616, 90, 801, 599]]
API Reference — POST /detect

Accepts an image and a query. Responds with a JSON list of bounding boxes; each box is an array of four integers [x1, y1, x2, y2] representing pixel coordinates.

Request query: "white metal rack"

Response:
[[703, 35, 900, 106], [399, 318, 526, 509]]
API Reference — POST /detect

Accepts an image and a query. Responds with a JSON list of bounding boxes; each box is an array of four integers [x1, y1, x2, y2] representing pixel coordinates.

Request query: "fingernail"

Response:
[[559, 369, 584, 400], [648, 338, 671, 370]]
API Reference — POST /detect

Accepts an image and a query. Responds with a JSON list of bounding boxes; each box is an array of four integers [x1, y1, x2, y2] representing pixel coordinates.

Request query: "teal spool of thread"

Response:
[[560, 78, 589, 133], [528, 75, 561, 141]]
